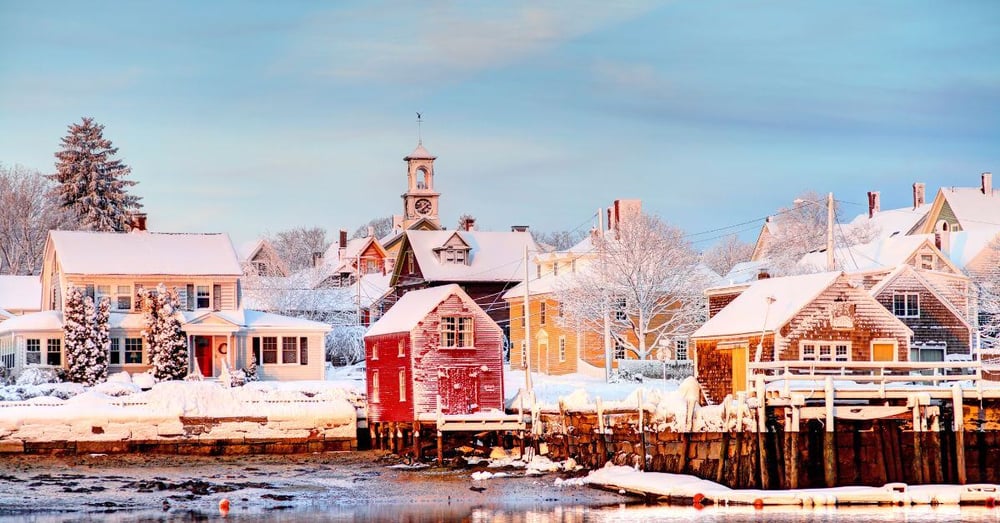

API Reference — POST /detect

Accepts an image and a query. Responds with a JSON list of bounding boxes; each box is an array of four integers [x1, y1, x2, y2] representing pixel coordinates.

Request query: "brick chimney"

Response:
[[913, 182, 926, 209], [128, 212, 147, 232], [935, 220, 951, 257], [867, 191, 880, 218], [511, 225, 528, 232], [983, 172, 993, 195], [463, 217, 476, 231], [338, 229, 348, 260], [757, 267, 771, 280]]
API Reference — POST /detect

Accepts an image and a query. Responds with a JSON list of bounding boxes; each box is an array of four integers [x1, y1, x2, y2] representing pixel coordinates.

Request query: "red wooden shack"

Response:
[[364, 284, 505, 424]]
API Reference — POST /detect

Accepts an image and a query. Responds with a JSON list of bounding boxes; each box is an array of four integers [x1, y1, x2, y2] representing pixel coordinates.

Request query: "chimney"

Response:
[[511, 225, 528, 233], [935, 220, 951, 256], [338, 229, 348, 260], [757, 268, 771, 280], [983, 172, 993, 195], [312, 251, 324, 268], [367, 226, 375, 238], [463, 217, 476, 231], [866, 191, 880, 218], [128, 212, 147, 232], [913, 182, 926, 209], [612, 199, 642, 229], [606, 207, 615, 232]]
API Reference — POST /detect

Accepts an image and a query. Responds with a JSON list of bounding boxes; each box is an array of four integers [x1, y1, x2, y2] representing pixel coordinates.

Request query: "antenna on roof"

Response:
[[416, 112, 423, 145]]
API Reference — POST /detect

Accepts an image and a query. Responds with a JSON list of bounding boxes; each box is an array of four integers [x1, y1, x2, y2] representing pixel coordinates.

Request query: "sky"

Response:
[[1, 1, 998, 248]]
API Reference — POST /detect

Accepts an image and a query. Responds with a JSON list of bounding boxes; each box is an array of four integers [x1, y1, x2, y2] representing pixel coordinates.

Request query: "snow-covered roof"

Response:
[[49, 231, 243, 276], [692, 272, 842, 339], [323, 237, 371, 267], [798, 234, 933, 273], [721, 260, 770, 285], [366, 284, 470, 337], [0, 310, 62, 333], [0, 275, 42, 311], [237, 239, 264, 262], [867, 265, 972, 329], [941, 187, 1000, 231], [947, 228, 1000, 269], [218, 309, 332, 331], [404, 230, 538, 283], [404, 143, 436, 160], [0, 308, 10, 319], [843, 203, 931, 241]]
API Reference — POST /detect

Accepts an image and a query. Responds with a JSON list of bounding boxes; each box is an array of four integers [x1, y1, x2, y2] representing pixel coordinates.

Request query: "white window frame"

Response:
[[25, 338, 41, 366], [800, 341, 851, 362], [281, 336, 299, 365], [399, 368, 407, 402], [196, 285, 211, 309], [440, 316, 474, 348], [371, 341, 379, 361], [398, 339, 405, 357], [920, 254, 934, 270], [371, 369, 380, 403], [558, 336, 566, 362], [892, 293, 919, 318], [675, 338, 689, 361], [540, 302, 547, 325], [124, 337, 143, 365], [115, 284, 132, 311], [109, 338, 121, 365]]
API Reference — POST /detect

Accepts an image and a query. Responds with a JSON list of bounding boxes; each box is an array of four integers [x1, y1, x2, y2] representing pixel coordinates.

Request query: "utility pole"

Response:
[[826, 192, 835, 271], [599, 208, 612, 382], [523, 244, 532, 392], [357, 253, 363, 325]]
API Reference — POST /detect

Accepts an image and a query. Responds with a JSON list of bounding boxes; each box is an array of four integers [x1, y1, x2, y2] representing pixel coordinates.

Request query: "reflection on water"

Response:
[[5, 504, 1000, 523]]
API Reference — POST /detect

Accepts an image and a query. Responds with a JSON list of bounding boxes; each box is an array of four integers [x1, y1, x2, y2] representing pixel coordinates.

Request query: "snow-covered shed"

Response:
[[691, 272, 912, 404], [0, 275, 42, 317], [364, 284, 505, 424]]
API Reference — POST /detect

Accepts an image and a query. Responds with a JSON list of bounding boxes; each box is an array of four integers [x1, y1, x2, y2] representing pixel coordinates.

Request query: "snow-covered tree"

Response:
[[326, 325, 366, 365], [557, 212, 714, 361], [351, 216, 393, 240], [973, 234, 1000, 348], [63, 287, 104, 385], [49, 117, 142, 232], [243, 351, 259, 382], [532, 229, 588, 251], [91, 297, 111, 384], [0, 164, 73, 275], [701, 234, 754, 277], [269, 227, 330, 271], [141, 284, 188, 381], [758, 192, 842, 276]]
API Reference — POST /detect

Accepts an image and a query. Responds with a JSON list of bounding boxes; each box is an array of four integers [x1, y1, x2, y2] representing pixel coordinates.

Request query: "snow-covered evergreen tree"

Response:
[[141, 284, 188, 381], [243, 351, 259, 382], [91, 297, 111, 384], [63, 287, 106, 385], [49, 117, 142, 232]]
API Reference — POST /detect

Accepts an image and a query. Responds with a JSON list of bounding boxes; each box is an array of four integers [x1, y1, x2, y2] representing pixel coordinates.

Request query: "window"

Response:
[[371, 342, 379, 360], [398, 339, 405, 357], [558, 337, 566, 362], [26, 339, 41, 365], [109, 338, 121, 365], [675, 339, 689, 361], [299, 337, 309, 366], [97, 285, 111, 304], [614, 338, 626, 360], [47, 339, 61, 366], [186, 284, 195, 310], [520, 341, 526, 367], [84, 284, 95, 301], [920, 254, 934, 270], [553, 262, 559, 277], [800, 341, 850, 362], [406, 253, 414, 274], [116, 285, 132, 311], [196, 286, 210, 309], [399, 369, 407, 402], [536, 265, 541, 279], [262, 336, 278, 364], [614, 298, 627, 321], [540, 302, 547, 325], [371, 370, 380, 403], [558, 302, 563, 318], [892, 293, 919, 318], [520, 305, 525, 328], [442, 248, 467, 264], [124, 338, 143, 364], [213, 284, 222, 311], [282, 337, 299, 364], [440, 317, 474, 348]]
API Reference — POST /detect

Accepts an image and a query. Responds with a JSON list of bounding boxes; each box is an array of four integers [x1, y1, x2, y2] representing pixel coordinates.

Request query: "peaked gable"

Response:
[[47, 231, 243, 276], [367, 284, 483, 337]]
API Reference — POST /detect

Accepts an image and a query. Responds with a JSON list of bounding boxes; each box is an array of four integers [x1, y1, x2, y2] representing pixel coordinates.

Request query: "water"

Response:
[[4, 503, 1000, 522]]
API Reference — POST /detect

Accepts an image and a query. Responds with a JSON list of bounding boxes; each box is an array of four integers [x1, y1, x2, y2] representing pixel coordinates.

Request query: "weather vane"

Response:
[[416, 112, 423, 145]]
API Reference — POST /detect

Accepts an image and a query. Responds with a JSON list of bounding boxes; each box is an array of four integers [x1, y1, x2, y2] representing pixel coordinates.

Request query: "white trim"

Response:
[[800, 340, 852, 362]]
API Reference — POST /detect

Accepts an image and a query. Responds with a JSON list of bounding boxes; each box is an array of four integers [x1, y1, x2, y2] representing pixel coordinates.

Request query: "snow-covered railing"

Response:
[[748, 360, 983, 391]]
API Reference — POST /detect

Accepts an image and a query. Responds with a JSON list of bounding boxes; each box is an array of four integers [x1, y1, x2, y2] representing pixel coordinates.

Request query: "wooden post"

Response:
[[911, 394, 924, 484], [638, 389, 647, 472], [437, 430, 444, 467], [755, 374, 770, 489], [679, 432, 690, 475], [733, 392, 746, 486], [823, 376, 837, 488], [519, 430, 526, 460], [412, 422, 421, 462], [717, 431, 730, 483], [370, 423, 378, 451], [953, 386, 967, 485]]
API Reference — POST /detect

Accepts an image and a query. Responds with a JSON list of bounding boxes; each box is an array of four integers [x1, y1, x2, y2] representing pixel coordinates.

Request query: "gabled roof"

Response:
[[0, 275, 42, 311], [843, 203, 932, 241], [237, 238, 289, 276], [693, 272, 842, 339], [47, 231, 243, 276], [931, 186, 1000, 232], [798, 234, 954, 273], [237, 239, 265, 262], [868, 265, 971, 330], [366, 284, 474, 337], [946, 227, 1000, 270], [396, 230, 538, 284]]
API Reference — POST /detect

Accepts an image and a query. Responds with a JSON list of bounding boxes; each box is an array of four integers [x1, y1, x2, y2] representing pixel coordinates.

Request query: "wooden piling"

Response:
[[912, 397, 924, 484], [679, 432, 690, 475], [823, 376, 837, 488], [436, 430, 444, 467], [716, 431, 730, 483], [755, 375, 771, 489], [953, 386, 967, 485], [412, 422, 421, 462]]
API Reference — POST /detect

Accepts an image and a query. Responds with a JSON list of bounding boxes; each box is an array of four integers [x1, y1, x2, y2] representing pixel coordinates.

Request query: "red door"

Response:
[[441, 367, 480, 415], [195, 336, 212, 377]]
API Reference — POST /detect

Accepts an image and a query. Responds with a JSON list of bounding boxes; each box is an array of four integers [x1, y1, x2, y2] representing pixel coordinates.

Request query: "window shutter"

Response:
[[186, 284, 195, 311], [252, 337, 261, 366], [213, 284, 222, 311], [300, 337, 308, 365]]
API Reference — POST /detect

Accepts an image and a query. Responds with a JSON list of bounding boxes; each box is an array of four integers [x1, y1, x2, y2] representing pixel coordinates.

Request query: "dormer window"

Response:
[[441, 247, 468, 265]]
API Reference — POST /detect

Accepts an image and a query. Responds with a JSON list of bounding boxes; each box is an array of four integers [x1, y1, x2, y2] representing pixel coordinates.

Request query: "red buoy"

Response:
[[753, 498, 764, 509]]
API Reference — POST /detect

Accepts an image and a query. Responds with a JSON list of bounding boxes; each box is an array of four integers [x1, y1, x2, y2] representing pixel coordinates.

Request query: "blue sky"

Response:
[[1, 1, 997, 247]]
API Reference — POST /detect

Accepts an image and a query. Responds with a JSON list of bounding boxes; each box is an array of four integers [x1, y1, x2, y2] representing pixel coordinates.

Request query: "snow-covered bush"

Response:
[[16, 367, 62, 386], [0, 367, 12, 387], [616, 359, 693, 380], [608, 367, 643, 383], [141, 284, 187, 381], [326, 325, 366, 365], [92, 380, 142, 397], [243, 352, 259, 382], [131, 371, 157, 390]]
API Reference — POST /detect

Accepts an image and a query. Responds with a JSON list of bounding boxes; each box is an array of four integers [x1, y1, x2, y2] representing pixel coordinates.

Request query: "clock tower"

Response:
[[402, 142, 440, 228]]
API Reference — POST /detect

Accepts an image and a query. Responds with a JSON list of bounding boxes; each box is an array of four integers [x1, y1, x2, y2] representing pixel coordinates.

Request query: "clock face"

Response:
[[415, 198, 432, 215]]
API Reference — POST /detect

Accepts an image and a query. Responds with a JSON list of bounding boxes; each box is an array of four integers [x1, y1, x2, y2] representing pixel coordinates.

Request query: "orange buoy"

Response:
[[219, 498, 231, 515], [692, 493, 705, 505], [986, 497, 995, 508], [753, 498, 764, 509]]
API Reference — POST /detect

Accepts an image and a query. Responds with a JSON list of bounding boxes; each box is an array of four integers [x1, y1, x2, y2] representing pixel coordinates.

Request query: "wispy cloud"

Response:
[[279, 1, 659, 83]]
